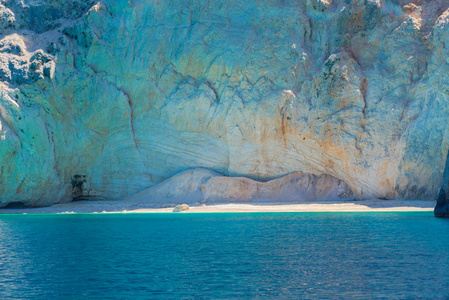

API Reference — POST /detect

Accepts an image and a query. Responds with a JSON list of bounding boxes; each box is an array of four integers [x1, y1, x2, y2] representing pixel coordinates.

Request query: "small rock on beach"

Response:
[[173, 204, 190, 212]]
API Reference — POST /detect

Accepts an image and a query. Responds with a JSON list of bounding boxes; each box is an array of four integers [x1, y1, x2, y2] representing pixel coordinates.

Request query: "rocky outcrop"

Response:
[[435, 151, 449, 217], [0, 35, 55, 84], [127, 168, 354, 205], [1, 0, 449, 206]]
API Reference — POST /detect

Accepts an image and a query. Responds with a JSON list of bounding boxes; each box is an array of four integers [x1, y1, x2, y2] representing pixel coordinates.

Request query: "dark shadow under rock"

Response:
[[435, 150, 449, 217], [2, 201, 28, 209]]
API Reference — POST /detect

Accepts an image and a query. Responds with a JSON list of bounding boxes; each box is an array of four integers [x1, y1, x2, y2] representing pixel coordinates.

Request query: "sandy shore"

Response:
[[0, 199, 435, 214]]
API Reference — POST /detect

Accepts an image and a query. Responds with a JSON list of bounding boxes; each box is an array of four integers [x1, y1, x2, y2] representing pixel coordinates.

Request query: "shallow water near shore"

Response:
[[0, 212, 448, 298]]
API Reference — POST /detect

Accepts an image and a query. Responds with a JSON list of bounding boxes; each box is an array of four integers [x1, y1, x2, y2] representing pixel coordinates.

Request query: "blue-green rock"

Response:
[[1, 0, 449, 206]]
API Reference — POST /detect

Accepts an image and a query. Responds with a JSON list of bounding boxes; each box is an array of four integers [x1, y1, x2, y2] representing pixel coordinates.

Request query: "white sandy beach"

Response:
[[0, 199, 434, 214]]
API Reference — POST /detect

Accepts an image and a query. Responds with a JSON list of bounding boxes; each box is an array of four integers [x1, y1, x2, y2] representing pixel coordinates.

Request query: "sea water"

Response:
[[0, 212, 448, 299]]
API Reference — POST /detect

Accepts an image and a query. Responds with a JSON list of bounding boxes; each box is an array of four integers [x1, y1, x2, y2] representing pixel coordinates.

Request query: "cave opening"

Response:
[[2, 201, 28, 209]]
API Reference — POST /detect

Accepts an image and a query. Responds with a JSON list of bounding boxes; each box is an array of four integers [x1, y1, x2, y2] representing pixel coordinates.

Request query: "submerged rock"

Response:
[[173, 204, 190, 212], [435, 151, 449, 217]]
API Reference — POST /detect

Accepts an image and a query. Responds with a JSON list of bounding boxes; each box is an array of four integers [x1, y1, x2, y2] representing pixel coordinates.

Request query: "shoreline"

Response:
[[0, 199, 435, 215]]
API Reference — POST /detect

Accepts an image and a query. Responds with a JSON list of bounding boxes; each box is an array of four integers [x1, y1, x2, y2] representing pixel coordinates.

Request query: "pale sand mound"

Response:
[[126, 168, 354, 205]]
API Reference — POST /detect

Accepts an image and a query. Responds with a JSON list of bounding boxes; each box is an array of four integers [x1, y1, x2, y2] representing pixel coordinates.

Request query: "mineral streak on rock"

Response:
[[1, 0, 449, 206], [435, 151, 449, 217]]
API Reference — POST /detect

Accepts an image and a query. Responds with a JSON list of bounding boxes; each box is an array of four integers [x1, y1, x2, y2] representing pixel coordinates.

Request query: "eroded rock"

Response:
[[126, 168, 354, 205], [173, 204, 190, 212], [1, 1, 449, 206], [0, 35, 55, 84]]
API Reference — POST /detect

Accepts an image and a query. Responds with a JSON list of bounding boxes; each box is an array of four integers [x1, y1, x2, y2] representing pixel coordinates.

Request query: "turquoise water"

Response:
[[0, 212, 448, 299]]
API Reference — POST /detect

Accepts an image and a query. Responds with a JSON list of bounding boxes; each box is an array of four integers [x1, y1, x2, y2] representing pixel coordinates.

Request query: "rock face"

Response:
[[1, 0, 449, 206], [126, 168, 354, 205], [435, 151, 449, 217]]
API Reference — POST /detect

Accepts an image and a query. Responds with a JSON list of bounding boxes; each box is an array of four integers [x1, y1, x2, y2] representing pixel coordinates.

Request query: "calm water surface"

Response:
[[0, 212, 448, 299]]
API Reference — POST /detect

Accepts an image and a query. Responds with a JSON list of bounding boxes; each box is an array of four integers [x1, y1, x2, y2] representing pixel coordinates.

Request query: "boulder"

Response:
[[173, 204, 190, 212]]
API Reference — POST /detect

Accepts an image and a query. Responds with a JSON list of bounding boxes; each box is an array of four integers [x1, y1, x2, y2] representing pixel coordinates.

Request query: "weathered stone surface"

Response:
[[128, 169, 221, 205], [1, 0, 449, 206], [173, 204, 190, 212], [0, 35, 55, 84], [127, 168, 354, 205], [0, 4, 15, 30], [435, 151, 449, 217]]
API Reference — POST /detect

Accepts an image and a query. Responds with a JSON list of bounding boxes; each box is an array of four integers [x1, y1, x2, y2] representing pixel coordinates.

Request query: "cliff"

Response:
[[1, 0, 449, 206]]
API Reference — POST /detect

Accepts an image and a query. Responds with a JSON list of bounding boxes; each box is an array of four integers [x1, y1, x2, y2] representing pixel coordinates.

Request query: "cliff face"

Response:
[[1, 0, 449, 206]]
